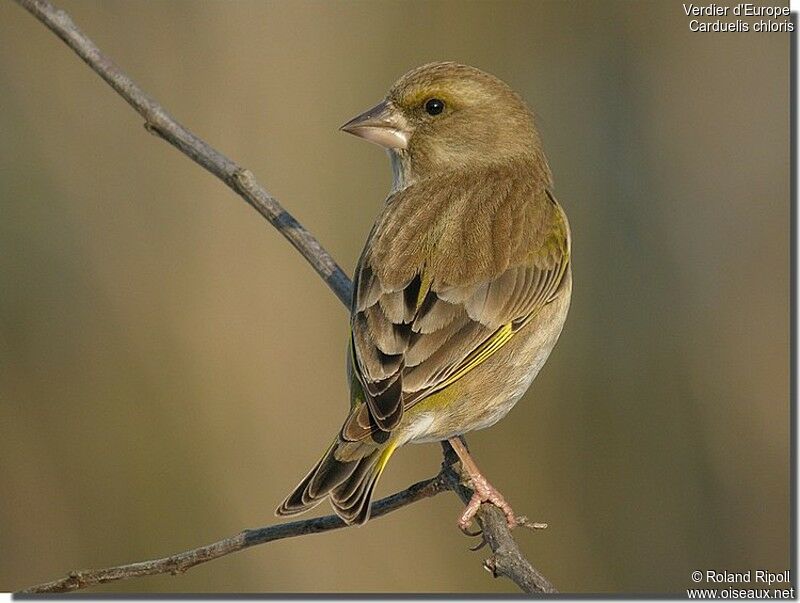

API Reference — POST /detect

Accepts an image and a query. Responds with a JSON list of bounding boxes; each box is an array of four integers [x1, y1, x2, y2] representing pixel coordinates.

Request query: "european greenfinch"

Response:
[[277, 62, 571, 531]]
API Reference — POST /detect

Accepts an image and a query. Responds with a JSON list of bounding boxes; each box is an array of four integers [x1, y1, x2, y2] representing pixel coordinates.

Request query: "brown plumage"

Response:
[[277, 62, 572, 528]]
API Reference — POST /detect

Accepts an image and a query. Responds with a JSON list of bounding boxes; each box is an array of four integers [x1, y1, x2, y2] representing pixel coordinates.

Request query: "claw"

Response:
[[469, 535, 488, 551], [459, 522, 482, 537]]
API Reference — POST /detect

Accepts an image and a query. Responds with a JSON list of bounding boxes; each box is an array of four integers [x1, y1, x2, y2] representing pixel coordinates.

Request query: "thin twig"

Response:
[[13, 0, 352, 308], [13, 0, 556, 594], [21, 473, 450, 594]]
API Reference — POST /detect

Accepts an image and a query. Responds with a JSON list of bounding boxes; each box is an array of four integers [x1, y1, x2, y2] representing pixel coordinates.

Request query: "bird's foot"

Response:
[[457, 472, 517, 535]]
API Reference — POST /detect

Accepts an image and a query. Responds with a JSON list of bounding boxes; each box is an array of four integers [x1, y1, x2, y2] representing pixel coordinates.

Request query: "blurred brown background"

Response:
[[0, 0, 790, 594]]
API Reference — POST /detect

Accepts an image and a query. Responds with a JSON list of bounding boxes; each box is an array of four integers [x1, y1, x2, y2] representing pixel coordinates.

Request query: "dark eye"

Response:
[[424, 98, 445, 116]]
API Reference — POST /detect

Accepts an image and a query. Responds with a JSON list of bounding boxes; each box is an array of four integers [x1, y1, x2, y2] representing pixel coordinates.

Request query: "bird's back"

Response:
[[363, 162, 565, 291]]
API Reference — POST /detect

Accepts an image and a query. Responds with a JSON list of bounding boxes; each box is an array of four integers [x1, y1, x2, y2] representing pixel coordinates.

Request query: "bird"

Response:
[[276, 62, 571, 532]]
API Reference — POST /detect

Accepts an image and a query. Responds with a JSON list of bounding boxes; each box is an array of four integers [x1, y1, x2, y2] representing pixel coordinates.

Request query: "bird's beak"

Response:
[[340, 100, 410, 150]]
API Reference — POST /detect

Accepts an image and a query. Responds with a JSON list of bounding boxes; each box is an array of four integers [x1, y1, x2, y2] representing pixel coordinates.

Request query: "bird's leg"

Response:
[[447, 437, 518, 533]]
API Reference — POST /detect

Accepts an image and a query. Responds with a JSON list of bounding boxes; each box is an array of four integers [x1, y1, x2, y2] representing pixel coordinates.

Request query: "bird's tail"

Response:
[[276, 436, 398, 525]]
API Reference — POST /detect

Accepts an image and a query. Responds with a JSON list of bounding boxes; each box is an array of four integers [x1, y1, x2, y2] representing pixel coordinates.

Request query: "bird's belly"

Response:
[[407, 340, 545, 444]]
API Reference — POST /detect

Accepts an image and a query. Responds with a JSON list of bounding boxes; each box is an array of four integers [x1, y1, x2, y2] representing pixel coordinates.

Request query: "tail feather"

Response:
[[276, 438, 397, 525], [306, 454, 358, 500], [331, 468, 382, 525], [330, 442, 397, 525], [276, 442, 340, 515], [332, 455, 378, 502]]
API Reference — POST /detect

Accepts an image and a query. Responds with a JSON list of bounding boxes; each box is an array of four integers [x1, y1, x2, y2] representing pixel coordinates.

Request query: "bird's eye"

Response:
[[424, 98, 445, 116]]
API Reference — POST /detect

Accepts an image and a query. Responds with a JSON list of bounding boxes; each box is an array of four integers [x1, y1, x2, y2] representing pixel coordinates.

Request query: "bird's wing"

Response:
[[343, 174, 570, 442]]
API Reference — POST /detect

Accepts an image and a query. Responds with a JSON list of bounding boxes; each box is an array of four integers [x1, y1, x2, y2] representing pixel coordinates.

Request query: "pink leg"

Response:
[[448, 438, 517, 532]]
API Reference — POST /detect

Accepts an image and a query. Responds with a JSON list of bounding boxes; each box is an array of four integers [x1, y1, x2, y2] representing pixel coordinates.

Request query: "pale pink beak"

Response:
[[340, 100, 411, 150]]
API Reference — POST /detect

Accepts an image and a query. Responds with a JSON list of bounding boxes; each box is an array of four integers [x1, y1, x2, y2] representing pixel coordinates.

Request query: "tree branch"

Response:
[[13, 0, 352, 308], [13, 0, 556, 594], [22, 473, 450, 594]]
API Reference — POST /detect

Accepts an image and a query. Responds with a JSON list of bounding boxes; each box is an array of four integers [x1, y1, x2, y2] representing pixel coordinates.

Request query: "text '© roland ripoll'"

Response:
[[683, 3, 794, 32]]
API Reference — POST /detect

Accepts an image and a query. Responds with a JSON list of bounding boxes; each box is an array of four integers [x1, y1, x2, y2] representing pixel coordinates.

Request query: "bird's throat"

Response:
[[388, 149, 415, 195]]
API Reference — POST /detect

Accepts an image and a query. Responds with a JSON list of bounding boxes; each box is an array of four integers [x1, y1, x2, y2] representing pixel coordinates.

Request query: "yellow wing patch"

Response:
[[416, 268, 433, 311], [436, 323, 514, 391]]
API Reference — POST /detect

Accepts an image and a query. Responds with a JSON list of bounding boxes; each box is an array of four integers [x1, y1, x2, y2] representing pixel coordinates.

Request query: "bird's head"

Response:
[[341, 62, 545, 186]]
